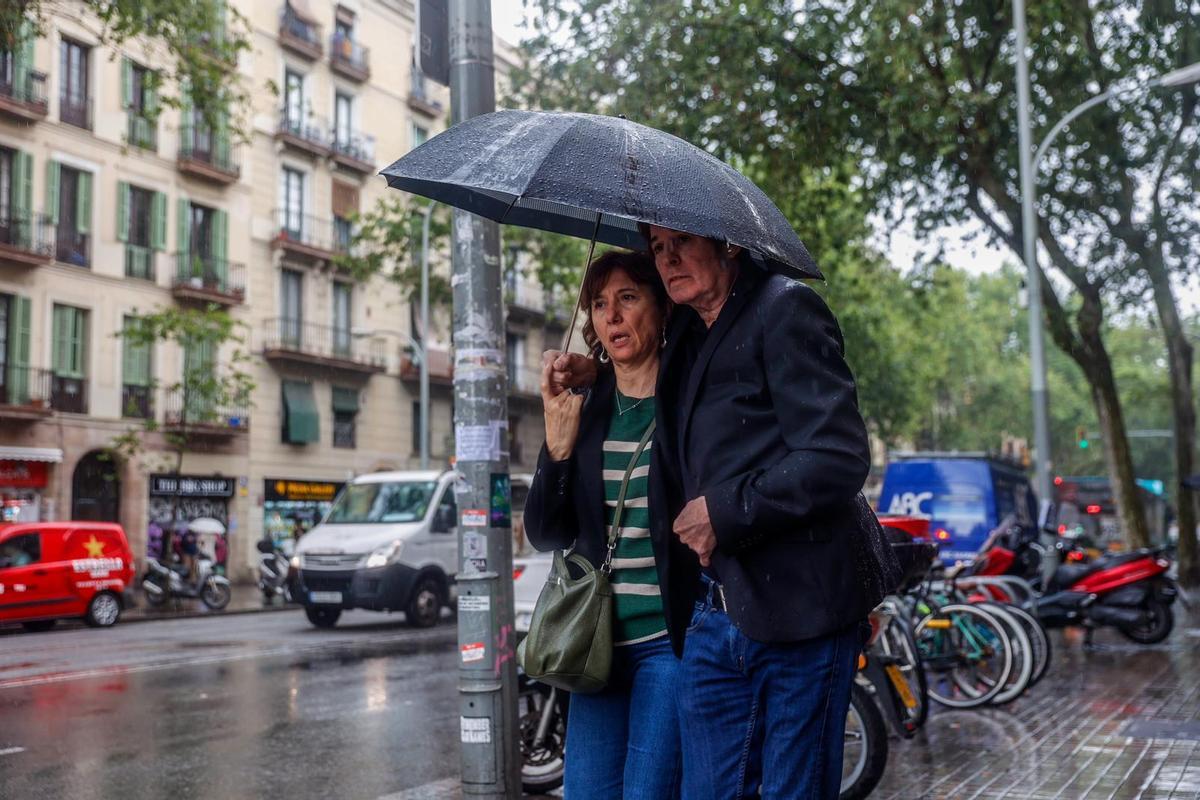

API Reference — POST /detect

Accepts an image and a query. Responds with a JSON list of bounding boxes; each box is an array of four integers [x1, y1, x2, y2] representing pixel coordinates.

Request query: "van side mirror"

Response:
[[432, 506, 456, 534]]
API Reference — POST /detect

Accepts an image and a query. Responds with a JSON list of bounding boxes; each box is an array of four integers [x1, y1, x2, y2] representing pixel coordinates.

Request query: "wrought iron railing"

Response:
[[125, 244, 156, 281], [330, 131, 375, 165], [162, 386, 249, 430], [274, 210, 346, 254], [330, 33, 369, 75], [280, 6, 322, 51], [55, 228, 90, 267], [127, 113, 157, 150], [121, 384, 153, 419], [51, 374, 87, 413], [263, 317, 384, 368], [0, 366, 52, 408], [0, 213, 54, 257], [178, 125, 239, 176], [0, 70, 48, 110], [278, 108, 329, 150], [173, 251, 246, 298], [60, 95, 92, 129]]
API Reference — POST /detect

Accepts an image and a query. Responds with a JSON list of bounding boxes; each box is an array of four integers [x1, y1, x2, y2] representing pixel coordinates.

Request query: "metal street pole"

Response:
[[1013, 0, 1056, 582], [418, 203, 433, 471], [447, 0, 519, 796]]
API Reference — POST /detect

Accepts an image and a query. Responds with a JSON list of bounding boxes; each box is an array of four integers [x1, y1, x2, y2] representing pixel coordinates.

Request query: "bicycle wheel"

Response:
[[999, 602, 1052, 687], [971, 602, 1033, 705], [840, 682, 889, 800], [915, 603, 1013, 709], [880, 614, 929, 730]]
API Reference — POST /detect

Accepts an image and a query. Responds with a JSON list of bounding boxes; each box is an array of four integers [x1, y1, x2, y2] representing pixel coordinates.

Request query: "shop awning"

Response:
[[282, 380, 319, 444], [331, 386, 360, 414], [0, 446, 63, 463]]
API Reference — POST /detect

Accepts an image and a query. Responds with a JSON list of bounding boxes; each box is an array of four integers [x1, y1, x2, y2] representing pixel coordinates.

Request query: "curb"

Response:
[[121, 596, 302, 625]]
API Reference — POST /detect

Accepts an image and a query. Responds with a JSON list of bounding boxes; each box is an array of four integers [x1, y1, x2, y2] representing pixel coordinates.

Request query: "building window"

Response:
[[178, 200, 228, 291], [412, 124, 428, 149], [51, 304, 88, 413], [332, 386, 358, 448], [121, 315, 152, 419], [332, 282, 351, 357], [280, 268, 303, 346], [334, 92, 353, 147], [123, 60, 157, 149], [506, 334, 525, 388], [59, 38, 90, 129], [51, 164, 92, 267], [122, 185, 160, 280], [280, 167, 304, 238], [283, 69, 304, 127]]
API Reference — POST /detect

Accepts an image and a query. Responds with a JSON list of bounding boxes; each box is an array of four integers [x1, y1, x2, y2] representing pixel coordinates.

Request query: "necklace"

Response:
[[615, 392, 649, 416]]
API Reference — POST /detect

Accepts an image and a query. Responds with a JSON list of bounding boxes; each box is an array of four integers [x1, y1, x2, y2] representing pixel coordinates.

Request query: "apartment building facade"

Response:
[[0, 1, 561, 581]]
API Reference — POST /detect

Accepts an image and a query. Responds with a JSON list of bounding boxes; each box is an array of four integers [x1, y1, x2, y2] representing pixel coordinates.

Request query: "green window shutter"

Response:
[[12, 151, 31, 248], [76, 171, 92, 235], [45, 160, 60, 225], [52, 305, 68, 374], [122, 318, 151, 388], [151, 192, 167, 250], [121, 58, 133, 108], [177, 198, 190, 257], [213, 209, 228, 281], [215, 112, 231, 164], [180, 85, 194, 150], [144, 73, 159, 117], [331, 387, 359, 414], [59, 307, 86, 378], [8, 297, 31, 403], [13, 20, 33, 97], [282, 380, 319, 444], [116, 182, 129, 242]]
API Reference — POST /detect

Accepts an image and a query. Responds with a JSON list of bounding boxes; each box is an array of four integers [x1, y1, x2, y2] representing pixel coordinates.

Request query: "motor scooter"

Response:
[[143, 554, 232, 610], [256, 539, 293, 604]]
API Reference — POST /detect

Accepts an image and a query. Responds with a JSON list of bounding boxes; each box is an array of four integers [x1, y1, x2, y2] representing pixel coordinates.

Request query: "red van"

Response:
[[0, 522, 135, 631]]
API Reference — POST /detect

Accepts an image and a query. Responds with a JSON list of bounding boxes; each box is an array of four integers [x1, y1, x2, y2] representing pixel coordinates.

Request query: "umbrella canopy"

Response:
[[187, 517, 226, 536], [380, 110, 821, 280]]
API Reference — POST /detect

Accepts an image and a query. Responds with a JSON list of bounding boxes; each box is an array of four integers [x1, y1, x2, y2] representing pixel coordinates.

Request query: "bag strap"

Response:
[[602, 419, 656, 574]]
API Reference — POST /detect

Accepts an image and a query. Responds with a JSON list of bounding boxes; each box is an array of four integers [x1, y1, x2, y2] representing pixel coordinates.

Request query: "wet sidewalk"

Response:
[[872, 608, 1200, 799], [121, 583, 296, 623]]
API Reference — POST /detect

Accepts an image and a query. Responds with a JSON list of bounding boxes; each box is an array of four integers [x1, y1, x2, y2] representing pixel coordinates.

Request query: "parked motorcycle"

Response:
[[142, 555, 232, 610], [256, 539, 293, 604], [517, 667, 568, 795]]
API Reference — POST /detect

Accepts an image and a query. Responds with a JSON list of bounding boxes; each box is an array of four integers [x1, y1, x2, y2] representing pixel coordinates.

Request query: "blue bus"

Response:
[[878, 454, 1038, 565]]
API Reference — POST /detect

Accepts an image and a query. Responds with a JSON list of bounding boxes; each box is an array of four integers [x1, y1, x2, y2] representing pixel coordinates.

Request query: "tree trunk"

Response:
[[1079, 325, 1151, 549], [1143, 257, 1198, 584]]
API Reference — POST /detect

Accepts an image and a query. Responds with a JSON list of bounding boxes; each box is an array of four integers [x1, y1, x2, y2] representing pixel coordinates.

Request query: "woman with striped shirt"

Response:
[[525, 249, 687, 799]]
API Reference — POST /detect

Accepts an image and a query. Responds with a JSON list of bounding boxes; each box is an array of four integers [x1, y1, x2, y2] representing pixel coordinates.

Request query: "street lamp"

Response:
[[1014, 0, 1200, 574]]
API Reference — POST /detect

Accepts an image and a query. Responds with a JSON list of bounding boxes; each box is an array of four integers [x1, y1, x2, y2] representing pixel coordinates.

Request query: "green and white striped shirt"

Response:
[[604, 391, 666, 646]]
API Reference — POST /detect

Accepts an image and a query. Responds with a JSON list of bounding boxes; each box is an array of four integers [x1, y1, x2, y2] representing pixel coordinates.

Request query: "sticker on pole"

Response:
[[456, 424, 501, 462], [459, 594, 490, 612], [460, 642, 486, 663], [460, 716, 492, 744], [461, 509, 488, 527]]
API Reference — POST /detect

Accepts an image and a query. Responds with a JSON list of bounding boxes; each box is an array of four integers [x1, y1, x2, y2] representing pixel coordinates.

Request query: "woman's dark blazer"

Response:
[[524, 367, 698, 657]]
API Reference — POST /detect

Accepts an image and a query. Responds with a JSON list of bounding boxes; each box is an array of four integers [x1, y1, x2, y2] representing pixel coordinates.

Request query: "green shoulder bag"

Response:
[[516, 419, 656, 694]]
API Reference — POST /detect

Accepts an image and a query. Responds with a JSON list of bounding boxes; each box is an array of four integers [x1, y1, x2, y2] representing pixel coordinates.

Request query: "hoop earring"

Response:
[[598, 348, 610, 364], [660, 329, 667, 348]]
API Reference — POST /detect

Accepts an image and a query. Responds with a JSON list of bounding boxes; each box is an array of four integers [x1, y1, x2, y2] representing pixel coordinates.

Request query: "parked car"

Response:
[[293, 470, 459, 629], [0, 521, 135, 631], [878, 453, 1038, 565]]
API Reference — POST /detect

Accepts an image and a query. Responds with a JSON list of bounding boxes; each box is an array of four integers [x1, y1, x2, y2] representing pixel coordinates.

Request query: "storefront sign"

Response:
[[0, 460, 48, 489], [264, 479, 345, 503], [149, 475, 236, 498]]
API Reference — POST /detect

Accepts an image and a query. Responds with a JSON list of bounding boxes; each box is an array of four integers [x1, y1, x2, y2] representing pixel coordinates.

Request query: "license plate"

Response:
[[885, 663, 918, 710], [310, 591, 343, 604]]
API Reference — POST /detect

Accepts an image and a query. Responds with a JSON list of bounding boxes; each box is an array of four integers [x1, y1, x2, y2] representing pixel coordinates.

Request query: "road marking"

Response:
[[0, 747, 26, 756]]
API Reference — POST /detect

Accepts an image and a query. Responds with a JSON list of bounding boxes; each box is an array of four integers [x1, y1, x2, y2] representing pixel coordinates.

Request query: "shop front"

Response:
[[263, 478, 345, 555], [147, 474, 237, 571], [0, 447, 61, 522]]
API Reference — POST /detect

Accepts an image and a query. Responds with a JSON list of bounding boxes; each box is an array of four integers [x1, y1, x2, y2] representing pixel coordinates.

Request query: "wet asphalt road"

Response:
[[0, 610, 465, 800]]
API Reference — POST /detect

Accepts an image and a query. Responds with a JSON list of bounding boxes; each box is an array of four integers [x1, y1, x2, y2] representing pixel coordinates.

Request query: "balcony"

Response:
[[329, 34, 370, 81], [125, 244, 157, 282], [399, 348, 454, 386], [121, 384, 153, 419], [508, 365, 542, 401], [55, 228, 90, 268], [60, 96, 92, 130], [276, 109, 330, 157], [0, 71, 48, 121], [330, 132, 375, 174], [127, 113, 157, 151], [279, 6, 322, 60], [172, 252, 246, 305], [50, 375, 87, 414], [178, 127, 240, 185], [263, 318, 385, 374], [162, 387, 249, 438], [0, 367, 53, 420], [407, 74, 443, 118], [0, 214, 54, 267], [272, 211, 343, 264], [505, 283, 547, 323]]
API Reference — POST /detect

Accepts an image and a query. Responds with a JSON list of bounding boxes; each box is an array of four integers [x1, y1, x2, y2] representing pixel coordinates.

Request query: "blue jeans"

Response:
[[678, 585, 864, 800], [564, 635, 682, 799]]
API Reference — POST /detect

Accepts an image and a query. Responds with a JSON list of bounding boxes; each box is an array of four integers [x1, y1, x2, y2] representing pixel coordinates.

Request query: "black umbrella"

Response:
[[379, 110, 822, 280]]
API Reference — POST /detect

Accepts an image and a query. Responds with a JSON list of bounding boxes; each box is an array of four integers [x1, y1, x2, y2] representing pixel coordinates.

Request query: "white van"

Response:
[[294, 470, 459, 629]]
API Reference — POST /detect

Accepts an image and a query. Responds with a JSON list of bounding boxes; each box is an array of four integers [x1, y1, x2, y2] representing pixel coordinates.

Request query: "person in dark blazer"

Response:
[[543, 227, 899, 800], [525, 249, 692, 799]]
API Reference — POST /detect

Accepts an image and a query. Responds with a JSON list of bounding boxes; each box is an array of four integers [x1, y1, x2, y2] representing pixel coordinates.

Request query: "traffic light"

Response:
[[1076, 426, 1089, 449]]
